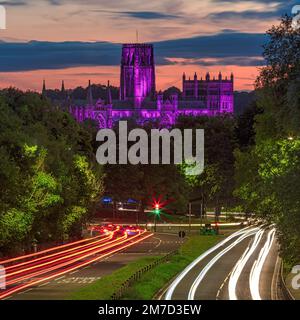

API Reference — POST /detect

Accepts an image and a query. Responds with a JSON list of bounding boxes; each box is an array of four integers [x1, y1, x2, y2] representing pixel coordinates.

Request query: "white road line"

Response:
[[154, 237, 162, 249], [19, 288, 32, 294], [38, 282, 50, 287], [188, 228, 259, 300]]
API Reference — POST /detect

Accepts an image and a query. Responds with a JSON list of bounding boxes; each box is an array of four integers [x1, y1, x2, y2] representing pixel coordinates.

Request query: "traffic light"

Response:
[[154, 203, 161, 215]]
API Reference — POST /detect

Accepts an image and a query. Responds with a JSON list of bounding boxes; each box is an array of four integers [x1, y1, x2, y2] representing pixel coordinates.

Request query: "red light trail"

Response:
[[0, 230, 153, 300]]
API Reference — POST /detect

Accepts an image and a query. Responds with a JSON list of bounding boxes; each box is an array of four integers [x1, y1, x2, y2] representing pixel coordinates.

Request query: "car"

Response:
[[124, 225, 140, 236], [113, 226, 126, 237]]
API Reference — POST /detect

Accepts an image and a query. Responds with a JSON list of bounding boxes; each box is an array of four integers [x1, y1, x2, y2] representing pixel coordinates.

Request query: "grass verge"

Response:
[[70, 234, 222, 300]]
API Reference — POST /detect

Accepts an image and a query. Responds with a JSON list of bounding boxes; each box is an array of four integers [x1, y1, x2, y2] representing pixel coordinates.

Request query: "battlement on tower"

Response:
[[120, 43, 156, 107]]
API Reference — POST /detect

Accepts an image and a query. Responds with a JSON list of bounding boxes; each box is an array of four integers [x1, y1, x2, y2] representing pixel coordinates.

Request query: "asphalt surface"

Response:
[[163, 226, 281, 300], [8, 233, 183, 300]]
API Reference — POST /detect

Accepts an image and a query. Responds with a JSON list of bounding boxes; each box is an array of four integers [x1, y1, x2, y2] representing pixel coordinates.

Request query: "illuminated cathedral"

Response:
[[45, 43, 234, 128]]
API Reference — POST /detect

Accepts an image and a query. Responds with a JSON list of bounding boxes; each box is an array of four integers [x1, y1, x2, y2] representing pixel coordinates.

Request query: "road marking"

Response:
[[70, 270, 79, 275], [38, 282, 50, 287], [55, 277, 101, 284], [216, 272, 232, 300], [154, 237, 162, 249], [19, 288, 32, 294]]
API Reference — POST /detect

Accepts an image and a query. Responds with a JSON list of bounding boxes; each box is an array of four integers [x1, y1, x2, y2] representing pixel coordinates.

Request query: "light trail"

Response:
[[0, 231, 153, 300], [146, 222, 246, 227], [228, 229, 265, 300], [188, 227, 259, 300], [0, 233, 107, 265], [165, 226, 258, 300], [4, 232, 113, 272], [249, 228, 276, 300], [4, 234, 128, 284]]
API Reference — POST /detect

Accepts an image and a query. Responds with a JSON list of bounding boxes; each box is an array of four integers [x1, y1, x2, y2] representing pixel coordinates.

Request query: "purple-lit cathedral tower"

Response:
[[120, 44, 156, 109], [63, 42, 234, 128]]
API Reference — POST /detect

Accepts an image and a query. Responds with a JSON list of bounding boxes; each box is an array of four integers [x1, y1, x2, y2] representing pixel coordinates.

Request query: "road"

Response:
[[0, 231, 182, 300], [163, 226, 281, 300]]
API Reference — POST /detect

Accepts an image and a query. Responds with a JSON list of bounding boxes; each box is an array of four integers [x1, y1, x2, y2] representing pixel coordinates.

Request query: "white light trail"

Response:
[[249, 228, 276, 300], [228, 229, 265, 300], [188, 227, 260, 300], [165, 226, 258, 300]]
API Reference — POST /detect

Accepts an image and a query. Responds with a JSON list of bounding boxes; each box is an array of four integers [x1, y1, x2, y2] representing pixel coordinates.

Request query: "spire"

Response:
[[218, 72, 222, 81], [231, 72, 234, 82], [42, 79, 46, 94], [107, 80, 112, 105], [183, 72, 186, 81], [206, 72, 210, 81], [194, 72, 197, 80], [61, 80, 65, 92], [87, 80, 93, 105]]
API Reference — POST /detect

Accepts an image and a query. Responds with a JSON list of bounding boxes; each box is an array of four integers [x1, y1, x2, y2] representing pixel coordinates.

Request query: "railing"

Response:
[[111, 250, 178, 300]]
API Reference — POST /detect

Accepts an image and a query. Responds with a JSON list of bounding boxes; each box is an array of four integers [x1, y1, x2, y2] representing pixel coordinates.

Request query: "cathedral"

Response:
[[45, 43, 234, 128]]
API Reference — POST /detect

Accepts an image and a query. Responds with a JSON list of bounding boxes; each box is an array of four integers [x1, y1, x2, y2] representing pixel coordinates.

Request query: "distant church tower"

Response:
[[119, 43, 156, 108]]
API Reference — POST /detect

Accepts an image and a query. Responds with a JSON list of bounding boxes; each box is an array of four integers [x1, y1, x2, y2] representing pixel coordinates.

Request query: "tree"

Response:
[[177, 115, 237, 212], [234, 16, 300, 264], [0, 89, 105, 254]]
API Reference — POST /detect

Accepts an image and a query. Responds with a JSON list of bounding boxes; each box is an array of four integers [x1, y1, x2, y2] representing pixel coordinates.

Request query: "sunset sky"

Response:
[[0, 0, 297, 92]]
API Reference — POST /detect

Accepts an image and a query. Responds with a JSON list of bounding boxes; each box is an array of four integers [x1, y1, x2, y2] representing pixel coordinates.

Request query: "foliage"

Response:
[[177, 115, 237, 211], [235, 16, 300, 264], [0, 89, 104, 255]]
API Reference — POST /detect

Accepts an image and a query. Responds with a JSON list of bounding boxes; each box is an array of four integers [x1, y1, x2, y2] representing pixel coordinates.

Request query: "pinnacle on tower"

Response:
[[42, 79, 46, 93], [61, 80, 65, 92], [194, 72, 197, 80], [107, 80, 112, 105], [218, 72, 222, 81], [87, 80, 93, 105]]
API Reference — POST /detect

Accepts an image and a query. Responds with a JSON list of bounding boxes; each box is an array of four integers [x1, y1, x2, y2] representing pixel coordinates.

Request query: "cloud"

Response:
[[165, 56, 265, 67], [155, 32, 267, 59], [90, 10, 180, 20], [207, 10, 281, 21], [207, 0, 298, 22], [118, 11, 180, 20], [0, 31, 267, 72], [0, 1, 27, 5]]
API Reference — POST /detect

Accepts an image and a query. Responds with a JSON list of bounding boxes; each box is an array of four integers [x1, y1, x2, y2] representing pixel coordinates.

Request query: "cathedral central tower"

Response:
[[120, 43, 156, 108]]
